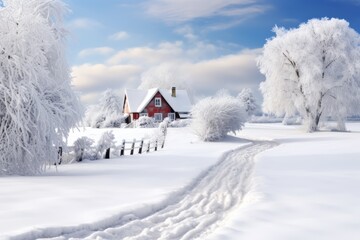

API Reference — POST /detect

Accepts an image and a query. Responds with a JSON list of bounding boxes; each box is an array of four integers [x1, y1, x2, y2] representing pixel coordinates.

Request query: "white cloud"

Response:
[[71, 64, 142, 104], [67, 18, 101, 29], [109, 31, 130, 41], [175, 26, 198, 41], [218, 5, 266, 16], [186, 49, 264, 97], [72, 41, 264, 105], [106, 41, 185, 66], [78, 47, 115, 58], [144, 0, 269, 29]]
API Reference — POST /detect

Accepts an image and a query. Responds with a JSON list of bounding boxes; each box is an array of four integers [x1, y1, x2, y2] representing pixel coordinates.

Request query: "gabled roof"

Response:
[[124, 88, 192, 113]]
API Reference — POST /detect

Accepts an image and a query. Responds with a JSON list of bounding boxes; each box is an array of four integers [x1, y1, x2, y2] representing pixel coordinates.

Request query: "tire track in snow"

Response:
[[19, 141, 277, 240]]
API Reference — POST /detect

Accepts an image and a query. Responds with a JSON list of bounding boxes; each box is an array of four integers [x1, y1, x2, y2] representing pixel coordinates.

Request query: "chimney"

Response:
[[171, 87, 176, 97]]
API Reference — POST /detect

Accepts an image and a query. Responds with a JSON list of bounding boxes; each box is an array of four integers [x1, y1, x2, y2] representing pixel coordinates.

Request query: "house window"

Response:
[[140, 113, 148, 117], [154, 113, 163, 122], [168, 113, 175, 121], [155, 97, 162, 107]]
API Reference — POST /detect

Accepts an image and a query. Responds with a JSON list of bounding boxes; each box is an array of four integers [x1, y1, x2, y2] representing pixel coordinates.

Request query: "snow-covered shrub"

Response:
[[169, 119, 192, 128], [136, 116, 157, 128], [191, 94, 247, 141], [160, 117, 170, 126], [143, 118, 168, 148], [159, 118, 169, 135], [0, 0, 82, 175], [73, 137, 95, 162], [248, 114, 283, 123], [84, 89, 125, 128], [148, 123, 167, 147], [282, 115, 302, 125], [96, 131, 116, 159]]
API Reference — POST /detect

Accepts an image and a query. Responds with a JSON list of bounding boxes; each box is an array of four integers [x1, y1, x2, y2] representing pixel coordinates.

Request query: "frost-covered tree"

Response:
[[258, 18, 360, 132], [237, 88, 258, 116], [191, 92, 247, 141], [0, 0, 82, 175], [96, 131, 116, 158], [85, 89, 125, 128]]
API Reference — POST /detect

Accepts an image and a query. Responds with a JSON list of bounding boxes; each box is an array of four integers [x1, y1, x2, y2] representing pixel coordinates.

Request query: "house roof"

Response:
[[124, 88, 192, 113]]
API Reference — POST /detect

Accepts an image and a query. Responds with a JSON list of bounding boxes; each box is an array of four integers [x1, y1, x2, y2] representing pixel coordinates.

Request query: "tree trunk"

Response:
[[336, 117, 347, 132], [314, 113, 321, 130], [305, 112, 321, 132], [305, 95, 323, 132]]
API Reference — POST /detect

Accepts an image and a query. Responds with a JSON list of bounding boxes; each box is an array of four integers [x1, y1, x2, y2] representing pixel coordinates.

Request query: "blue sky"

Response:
[[61, 0, 360, 104]]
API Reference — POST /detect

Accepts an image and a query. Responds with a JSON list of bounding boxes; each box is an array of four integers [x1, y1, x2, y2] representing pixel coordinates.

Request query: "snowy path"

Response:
[[15, 141, 276, 240]]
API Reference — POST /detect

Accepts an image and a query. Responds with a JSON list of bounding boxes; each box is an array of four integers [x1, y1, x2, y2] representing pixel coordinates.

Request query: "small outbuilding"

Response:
[[122, 87, 192, 123]]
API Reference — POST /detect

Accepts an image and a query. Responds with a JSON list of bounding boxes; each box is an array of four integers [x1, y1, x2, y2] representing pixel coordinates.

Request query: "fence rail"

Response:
[[57, 126, 167, 164]]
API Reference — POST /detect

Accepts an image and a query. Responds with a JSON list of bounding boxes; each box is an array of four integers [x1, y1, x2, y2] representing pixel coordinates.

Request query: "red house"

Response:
[[122, 87, 192, 123]]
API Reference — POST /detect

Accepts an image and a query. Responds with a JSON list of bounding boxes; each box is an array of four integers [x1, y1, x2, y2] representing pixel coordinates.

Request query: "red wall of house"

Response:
[[132, 113, 139, 120], [144, 92, 174, 119]]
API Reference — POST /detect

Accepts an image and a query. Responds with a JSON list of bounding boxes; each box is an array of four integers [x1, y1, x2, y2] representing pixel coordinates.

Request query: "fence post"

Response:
[[104, 148, 110, 159], [77, 148, 84, 162], [130, 138, 136, 155], [120, 139, 125, 156], [162, 125, 167, 148], [57, 147, 63, 165], [154, 140, 158, 151], [138, 139, 144, 154], [147, 141, 150, 153], [161, 132, 166, 148]]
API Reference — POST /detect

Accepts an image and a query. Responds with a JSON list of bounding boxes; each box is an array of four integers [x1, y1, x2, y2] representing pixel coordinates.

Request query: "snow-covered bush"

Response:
[[159, 118, 169, 134], [282, 115, 302, 125], [191, 93, 247, 141], [0, 0, 82, 175], [258, 18, 360, 132], [96, 131, 116, 158], [85, 89, 125, 128], [169, 119, 192, 128], [73, 137, 95, 162], [248, 114, 283, 123], [136, 116, 157, 128], [147, 119, 168, 147]]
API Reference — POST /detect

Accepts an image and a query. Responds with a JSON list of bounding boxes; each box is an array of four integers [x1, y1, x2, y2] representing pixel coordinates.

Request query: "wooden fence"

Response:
[[57, 126, 167, 164], [103, 137, 165, 160]]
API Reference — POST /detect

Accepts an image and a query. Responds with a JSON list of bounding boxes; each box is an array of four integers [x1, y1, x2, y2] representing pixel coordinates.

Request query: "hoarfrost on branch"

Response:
[[258, 18, 360, 132], [0, 0, 82, 175]]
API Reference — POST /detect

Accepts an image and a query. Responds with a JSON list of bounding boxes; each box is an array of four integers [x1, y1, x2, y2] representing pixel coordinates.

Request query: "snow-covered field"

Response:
[[1, 123, 360, 239], [210, 123, 360, 240]]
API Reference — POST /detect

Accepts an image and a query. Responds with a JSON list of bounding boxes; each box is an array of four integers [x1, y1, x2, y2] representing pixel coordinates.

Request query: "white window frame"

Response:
[[140, 113, 148, 117], [168, 113, 176, 121], [154, 113, 163, 122], [155, 97, 162, 107]]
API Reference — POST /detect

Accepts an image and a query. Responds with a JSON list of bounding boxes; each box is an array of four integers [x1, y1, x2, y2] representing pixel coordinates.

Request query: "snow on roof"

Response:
[[159, 89, 192, 113], [124, 88, 192, 113], [136, 88, 159, 112], [124, 89, 148, 113]]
